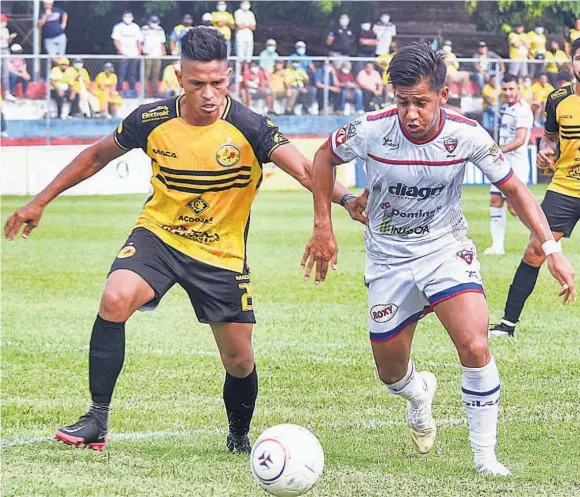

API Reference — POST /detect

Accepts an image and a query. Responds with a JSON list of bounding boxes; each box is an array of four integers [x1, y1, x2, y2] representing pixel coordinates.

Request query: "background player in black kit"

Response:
[[4, 27, 367, 453]]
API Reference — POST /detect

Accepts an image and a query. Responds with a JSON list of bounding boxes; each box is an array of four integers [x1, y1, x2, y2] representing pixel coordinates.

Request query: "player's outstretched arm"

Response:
[[270, 143, 368, 225], [4, 134, 126, 240], [537, 133, 557, 170], [498, 176, 576, 304], [300, 142, 344, 285]]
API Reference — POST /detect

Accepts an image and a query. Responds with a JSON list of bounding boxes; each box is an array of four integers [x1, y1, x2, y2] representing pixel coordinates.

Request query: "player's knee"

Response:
[[523, 241, 545, 267], [221, 350, 254, 377], [490, 195, 503, 208], [457, 336, 489, 366], [100, 286, 137, 322]]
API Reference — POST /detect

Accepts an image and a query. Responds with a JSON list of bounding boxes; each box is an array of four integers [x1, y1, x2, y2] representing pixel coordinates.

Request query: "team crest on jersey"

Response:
[[187, 196, 210, 216], [216, 143, 241, 167], [567, 165, 580, 181], [117, 245, 136, 259], [443, 138, 458, 154], [457, 249, 474, 265]]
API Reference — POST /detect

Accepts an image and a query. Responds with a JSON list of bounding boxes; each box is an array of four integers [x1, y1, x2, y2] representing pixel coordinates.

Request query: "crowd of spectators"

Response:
[[1, 3, 579, 122]]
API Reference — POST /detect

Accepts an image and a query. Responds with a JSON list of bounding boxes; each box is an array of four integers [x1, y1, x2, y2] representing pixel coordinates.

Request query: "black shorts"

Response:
[[541, 190, 580, 238], [109, 227, 255, 324]]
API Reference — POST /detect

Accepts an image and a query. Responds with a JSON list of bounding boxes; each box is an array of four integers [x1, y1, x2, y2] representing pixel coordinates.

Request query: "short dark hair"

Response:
[[388, 42, 447, 91], [181, 26, 227, 62], [502, 74, 519, 84], [572, 38, 580, 58]]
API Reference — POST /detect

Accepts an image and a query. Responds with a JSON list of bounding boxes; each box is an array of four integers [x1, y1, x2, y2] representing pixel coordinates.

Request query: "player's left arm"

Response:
[[270, 143, 367, 225], [497, 176, 575, 303], [500, 127, 528, 153]]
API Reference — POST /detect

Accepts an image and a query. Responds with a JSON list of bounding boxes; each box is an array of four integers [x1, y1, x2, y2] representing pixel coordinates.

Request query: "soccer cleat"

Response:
[[54, 407, 108, 451], [227, 432, 251, 454], [408, 371, 437, 454], [475, 459, 512, 476], [484, 246, 505, 255], [489, 321, 516, 338]]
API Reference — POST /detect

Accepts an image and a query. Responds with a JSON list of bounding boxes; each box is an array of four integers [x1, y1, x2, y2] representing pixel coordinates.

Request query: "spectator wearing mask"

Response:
[[356, 61, 383, 111], [481, 73, 498, 133], [269, 61, 288, 114], [234, 1, 256, 65], [49, 57, 79, 118], [470, 41, 503, 91], [357, 22, 377, 74], [258, 39, 279, 73], [201, 13, 213, 27], [8, 44, 30, 98], [161, 60, 181, 97], [567, 19, 580, 56], [530, 73, 554, 125], [72, 58, 98, 117], [283, 61, 310, 115], [290, 41, 316, 78], [373, 13, 396, 56], [544, 41, 570, 88], [314, 62, 341, 113], [93, 62, 123, 118], [71, 57, 90, 94], [527, 25, 546, 78], [212, 1, 235, 57], [38, 0, 68, 56], [519, 75, 533, 105], [327, 14, 355, 60], [241, 61, 272, 111], [111, 11, 142, 93], [377, 41, 397, 85], [169, 15, 193, 56], [1, 14, 17, 100], [141, 15, 166, 98], [443, 40, 470, 97], [335, 61, 363, 115], [507, 24, 529, 78]]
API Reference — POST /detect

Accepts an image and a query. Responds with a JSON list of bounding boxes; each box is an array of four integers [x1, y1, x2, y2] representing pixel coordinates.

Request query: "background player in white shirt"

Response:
[[301, 43, 575, 476], [485, 74, 534, 255]]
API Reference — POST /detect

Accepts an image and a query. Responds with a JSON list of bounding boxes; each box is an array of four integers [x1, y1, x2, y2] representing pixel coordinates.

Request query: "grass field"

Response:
[[2, 186, 579, 497]]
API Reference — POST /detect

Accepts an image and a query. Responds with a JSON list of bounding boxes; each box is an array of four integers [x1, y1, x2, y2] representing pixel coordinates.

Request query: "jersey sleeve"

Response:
[[256, 117, 290, 163], [469, 125, 513, 186], [544, 91, 559, 135], [328, 118, 367, 163], [114, 108, 146, 151], [515, 105, 533, 130]]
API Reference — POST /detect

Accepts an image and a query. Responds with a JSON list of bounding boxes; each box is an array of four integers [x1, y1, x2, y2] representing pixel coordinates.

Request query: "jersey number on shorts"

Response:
[[238, 283, 253, 311]]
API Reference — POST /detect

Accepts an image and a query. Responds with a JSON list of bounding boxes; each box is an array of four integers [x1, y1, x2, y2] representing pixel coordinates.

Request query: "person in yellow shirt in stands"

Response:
[[212, 1, 235, 57], [519, 74, 534, 105], [566, 18, 580, 56], [161, 60, 182, 97], [378, 41, 397, 85], [527, 25, 546, 78], [283, 61, 310, 115], [50, 57, 79, 118], [93, 62, 123, 118], [531, 73, 555, 125], [545, 41, 571, 88], [481, 73, 498, 134], [507, 24, 529, 79]]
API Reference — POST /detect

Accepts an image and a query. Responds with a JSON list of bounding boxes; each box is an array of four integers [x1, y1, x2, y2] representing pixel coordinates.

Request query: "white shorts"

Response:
[[490, 158, 529, 195], [366, 240, 484, 342]]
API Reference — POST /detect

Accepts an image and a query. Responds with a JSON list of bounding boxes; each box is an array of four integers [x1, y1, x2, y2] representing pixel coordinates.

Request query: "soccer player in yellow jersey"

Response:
[[4, 27, 367, 452], [490, 38, 580, 338]]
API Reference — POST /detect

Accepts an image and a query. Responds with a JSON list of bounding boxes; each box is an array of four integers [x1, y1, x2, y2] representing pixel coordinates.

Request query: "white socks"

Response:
[[386, 360, 427, 409], [490, 207, 506, 251], [462, 356, 501, 464]]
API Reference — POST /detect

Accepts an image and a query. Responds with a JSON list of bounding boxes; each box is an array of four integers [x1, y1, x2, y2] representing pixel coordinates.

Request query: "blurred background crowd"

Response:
[[1, 0, 579, 137]]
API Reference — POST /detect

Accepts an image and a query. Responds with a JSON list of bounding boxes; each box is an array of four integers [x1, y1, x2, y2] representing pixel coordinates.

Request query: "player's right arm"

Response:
[[4, 134, 126, 240]]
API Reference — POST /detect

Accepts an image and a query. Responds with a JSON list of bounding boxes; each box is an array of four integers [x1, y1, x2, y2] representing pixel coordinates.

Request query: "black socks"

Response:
[[223, 365, 258, 436], [503, 261, 541, 324]]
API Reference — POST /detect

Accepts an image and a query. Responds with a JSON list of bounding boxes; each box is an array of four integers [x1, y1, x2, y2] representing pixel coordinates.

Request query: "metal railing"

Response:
[[0, 55, 572, 145]]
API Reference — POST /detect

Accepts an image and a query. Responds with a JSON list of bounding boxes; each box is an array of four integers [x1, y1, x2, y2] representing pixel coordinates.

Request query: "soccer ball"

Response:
[[250, 424, 324, 497]]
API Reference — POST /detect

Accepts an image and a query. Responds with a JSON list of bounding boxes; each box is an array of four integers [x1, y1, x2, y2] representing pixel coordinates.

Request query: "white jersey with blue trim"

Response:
[[498, 99, 534, 168], [329, 106, 513, 262]]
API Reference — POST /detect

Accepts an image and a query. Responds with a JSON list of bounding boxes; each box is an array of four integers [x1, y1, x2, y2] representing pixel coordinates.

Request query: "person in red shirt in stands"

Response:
[[241, 61, 272, 112]]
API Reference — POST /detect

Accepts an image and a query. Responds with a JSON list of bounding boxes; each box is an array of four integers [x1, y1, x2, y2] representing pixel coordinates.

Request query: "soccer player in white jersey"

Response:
[[301, 43, 575, 476], [484, 74, 534, 255]]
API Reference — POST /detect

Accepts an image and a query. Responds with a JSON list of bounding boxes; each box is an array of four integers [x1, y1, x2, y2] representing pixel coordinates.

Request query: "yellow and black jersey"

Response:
[[114, 96, 289, 272], [545, 84, 580, 198]]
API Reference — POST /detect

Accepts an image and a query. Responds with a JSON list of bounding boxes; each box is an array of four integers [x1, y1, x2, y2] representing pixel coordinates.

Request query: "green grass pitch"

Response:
[[2, 186, 579, 497]]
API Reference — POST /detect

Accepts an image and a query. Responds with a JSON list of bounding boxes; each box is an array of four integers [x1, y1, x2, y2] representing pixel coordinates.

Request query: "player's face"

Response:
[[394, 78, 448, 141], [501, 81, 519, 105], [573, 49, 580, 83], [177, 59, 231, 119]]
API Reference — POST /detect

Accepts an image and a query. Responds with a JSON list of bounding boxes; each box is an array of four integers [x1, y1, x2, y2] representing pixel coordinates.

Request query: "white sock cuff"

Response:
[[462, 356, 500, 397], [490, 207, 505, 218], [386, 359, 415, 392]]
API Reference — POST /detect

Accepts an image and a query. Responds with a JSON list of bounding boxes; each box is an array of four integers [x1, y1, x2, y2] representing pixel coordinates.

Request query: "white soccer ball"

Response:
[[250, 424, 324, 497]]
